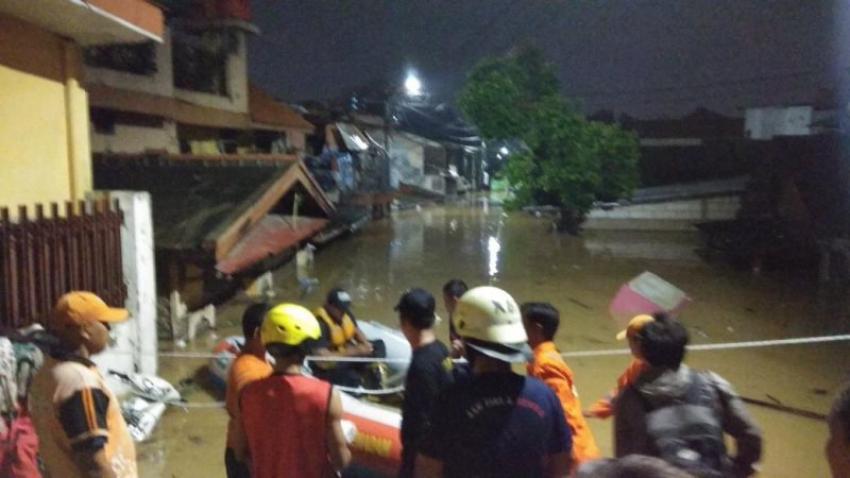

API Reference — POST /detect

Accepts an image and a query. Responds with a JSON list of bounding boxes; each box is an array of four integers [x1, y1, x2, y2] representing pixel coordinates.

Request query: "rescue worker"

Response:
[[236, 303, 351, 478], [613, 313, 762, 477], [441, 279, 468, 358], [521, 302, 600, 468], [396, 288, 454, 477], [224, 303, 272, 478], [585, 314, 653, 419], [30, 292, 138, 478], [311, 289, 376, 386], [827, 381, 850, 478], [416, 286, 573, 478]]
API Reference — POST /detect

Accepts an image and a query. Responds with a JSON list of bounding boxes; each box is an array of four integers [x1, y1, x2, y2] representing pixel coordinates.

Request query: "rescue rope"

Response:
[[168, 384, 406, 410], [156, 334, 850, 410], [157, 333, 850, 362], [561, 333, 850, 358]]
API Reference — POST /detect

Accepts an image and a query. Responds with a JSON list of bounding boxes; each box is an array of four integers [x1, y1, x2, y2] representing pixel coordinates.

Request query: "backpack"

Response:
[[637, 370, 728, 478]]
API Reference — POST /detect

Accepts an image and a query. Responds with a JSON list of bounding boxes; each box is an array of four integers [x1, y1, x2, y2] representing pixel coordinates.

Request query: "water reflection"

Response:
[[487, 235, 501, 277]]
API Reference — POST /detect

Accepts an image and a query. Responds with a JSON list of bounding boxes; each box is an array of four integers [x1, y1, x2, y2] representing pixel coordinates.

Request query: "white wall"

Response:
[[389, 135, 425, 188], [586, 195, 741, 230], [89, 191, 158, 393], [91, 120, 179, 154], [745, 106, 812, 140]]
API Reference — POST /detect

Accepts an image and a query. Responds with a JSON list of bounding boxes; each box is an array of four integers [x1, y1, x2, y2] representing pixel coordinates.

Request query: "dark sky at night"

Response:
[[248, 1, 847, 118]]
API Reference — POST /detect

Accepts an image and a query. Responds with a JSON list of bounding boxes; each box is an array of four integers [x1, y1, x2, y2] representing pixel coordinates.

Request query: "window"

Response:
[[84, 42, 157, 75]]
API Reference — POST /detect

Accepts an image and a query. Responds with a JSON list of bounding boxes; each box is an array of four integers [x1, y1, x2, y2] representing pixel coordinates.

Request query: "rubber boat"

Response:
[[208, 320, 411, 477]]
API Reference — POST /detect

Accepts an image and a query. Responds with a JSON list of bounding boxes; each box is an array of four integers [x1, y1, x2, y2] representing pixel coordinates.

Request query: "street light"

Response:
[[404, 71, 423, 98]]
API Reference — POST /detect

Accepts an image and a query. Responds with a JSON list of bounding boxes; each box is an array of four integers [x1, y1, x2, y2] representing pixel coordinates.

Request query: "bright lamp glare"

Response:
[[404, 73, 423, 97]]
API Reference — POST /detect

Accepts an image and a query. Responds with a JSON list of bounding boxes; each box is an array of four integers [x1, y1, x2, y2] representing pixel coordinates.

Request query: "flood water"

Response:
[[142, 198, 850, 477]]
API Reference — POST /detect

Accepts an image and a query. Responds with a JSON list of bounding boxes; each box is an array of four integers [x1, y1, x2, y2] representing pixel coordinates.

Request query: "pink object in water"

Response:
[[609, 272, 690, 326]]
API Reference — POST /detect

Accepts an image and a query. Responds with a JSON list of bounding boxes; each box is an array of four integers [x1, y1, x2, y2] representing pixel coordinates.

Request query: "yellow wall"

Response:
[[0, 14, 92, 211]]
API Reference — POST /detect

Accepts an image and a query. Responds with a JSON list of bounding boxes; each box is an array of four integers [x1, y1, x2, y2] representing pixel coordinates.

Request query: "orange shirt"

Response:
[[225, 353, 273, 450], [30, 356, 137, 478], [527, 342, 600, 466], [587, 357, 649, 419]]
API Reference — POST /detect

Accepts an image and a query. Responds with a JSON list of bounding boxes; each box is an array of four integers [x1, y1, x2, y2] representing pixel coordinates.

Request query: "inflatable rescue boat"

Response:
[[208, 320, 411, 477]]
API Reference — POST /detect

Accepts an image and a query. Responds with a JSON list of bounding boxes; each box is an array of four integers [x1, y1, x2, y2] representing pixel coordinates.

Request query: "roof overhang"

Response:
[[88, 84, 251, 129], [0, 0, 164, 45], [212, 161, 335, 261]]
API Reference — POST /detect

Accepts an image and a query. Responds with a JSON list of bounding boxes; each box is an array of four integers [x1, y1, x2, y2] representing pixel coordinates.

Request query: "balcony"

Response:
[[0, 0, 164, 45]]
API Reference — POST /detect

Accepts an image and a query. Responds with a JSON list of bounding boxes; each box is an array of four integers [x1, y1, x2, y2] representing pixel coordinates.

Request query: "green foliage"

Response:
[[459, 47, 640, 231]]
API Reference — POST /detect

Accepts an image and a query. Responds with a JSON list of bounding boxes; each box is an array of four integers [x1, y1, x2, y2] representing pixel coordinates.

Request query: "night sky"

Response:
[[248, 1, 847, 117]]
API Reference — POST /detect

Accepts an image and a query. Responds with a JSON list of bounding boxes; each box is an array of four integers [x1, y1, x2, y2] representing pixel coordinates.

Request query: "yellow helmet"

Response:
[[261, 303, 321, 347]]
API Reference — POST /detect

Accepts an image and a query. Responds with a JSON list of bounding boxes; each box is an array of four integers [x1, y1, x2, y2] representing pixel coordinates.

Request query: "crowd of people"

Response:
[[1, 287, 850, 477]]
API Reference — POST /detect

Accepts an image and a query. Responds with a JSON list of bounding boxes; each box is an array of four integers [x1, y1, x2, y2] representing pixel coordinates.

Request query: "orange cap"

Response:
[[615, 314, 654, 341], [52, 291, 129, 328]]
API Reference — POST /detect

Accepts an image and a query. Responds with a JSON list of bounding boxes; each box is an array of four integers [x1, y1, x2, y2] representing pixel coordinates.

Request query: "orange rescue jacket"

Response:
[[527, 342, 600, 466]]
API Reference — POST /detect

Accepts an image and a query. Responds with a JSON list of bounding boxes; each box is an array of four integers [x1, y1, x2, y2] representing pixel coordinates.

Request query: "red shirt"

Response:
[[240, 374, 332, 478]]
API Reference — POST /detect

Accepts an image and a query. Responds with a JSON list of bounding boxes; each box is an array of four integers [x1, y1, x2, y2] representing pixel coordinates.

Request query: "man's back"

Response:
[[30, 355, 137, 478], [528, 342, 599, 465], [400, 340, 453, 475], [614, 365, 762, 477], [420, 372, 572, 478], [240, 374, 332, 478]]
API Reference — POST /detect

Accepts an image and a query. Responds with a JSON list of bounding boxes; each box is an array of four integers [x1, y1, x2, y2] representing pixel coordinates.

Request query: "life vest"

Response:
[[314, 307, 356, 351], [240, 374, 332, 478]]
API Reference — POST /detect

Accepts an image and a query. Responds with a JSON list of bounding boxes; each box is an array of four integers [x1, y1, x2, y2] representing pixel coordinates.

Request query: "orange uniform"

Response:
[[225, 353, 273, 450], [527, 342, 600, 466], [586, 357, 649, 419]]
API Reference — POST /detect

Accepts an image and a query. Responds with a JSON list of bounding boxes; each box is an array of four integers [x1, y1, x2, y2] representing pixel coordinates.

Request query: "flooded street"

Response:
[[142, 199, 849, 477]]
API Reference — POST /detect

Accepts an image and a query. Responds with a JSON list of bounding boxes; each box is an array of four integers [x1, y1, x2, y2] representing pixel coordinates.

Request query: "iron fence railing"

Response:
[[0, 200, 126, 329]]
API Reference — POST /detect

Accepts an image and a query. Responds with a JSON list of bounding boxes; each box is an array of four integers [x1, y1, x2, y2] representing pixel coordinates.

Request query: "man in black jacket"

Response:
[[614, 313, 762, 477], [396, 288, 453, 478]]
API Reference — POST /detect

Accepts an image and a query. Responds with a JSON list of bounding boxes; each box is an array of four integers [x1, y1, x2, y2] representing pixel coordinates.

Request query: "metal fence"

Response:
[[0, 200, 126, 329]]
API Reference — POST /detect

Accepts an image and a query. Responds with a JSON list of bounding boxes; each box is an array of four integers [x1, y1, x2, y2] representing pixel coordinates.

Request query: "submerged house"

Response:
[[94, 154, 333, 307], [82, 1, 334, 310]]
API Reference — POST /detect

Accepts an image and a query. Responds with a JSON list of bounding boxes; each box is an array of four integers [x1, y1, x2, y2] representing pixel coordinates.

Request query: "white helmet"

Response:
[[453, 286, 529, 363]]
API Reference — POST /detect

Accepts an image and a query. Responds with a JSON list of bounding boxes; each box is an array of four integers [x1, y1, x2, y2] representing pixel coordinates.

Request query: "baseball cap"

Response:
[[394, 288, 436, 320], [615, 314, 655, 341], [52, 291, 129, 329], [326, 288, 353, 311]]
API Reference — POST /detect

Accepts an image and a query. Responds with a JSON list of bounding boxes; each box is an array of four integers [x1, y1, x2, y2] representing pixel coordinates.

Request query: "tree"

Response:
[[459, 47, 639, 234]]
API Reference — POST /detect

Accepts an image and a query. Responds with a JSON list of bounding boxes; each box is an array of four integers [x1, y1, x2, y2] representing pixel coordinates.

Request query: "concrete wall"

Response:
[[0, 14, 91, 210], [286, 129, 307, 152], [745, 106, 813, 140], [585, 195, 741, 231], [91, 119, 180, 154], [91, 191, 158, 392], [389, 135, 425, 188]]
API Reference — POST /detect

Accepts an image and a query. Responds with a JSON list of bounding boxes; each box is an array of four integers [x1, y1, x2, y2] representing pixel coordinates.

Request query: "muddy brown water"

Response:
[[141, 199, 849, 477]]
